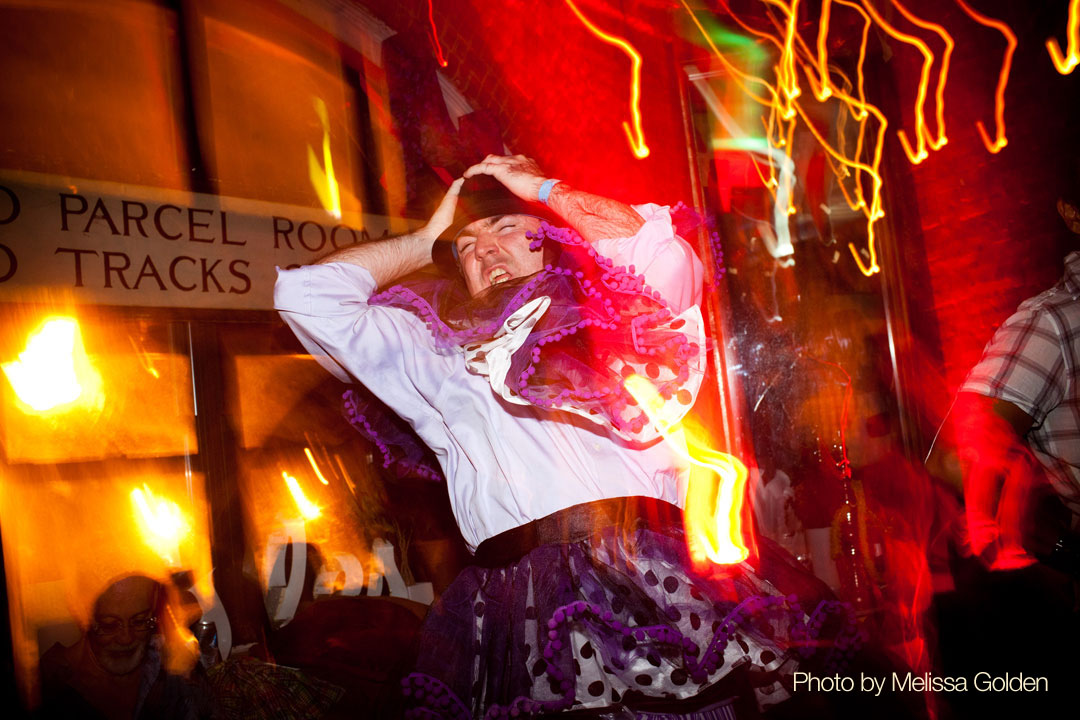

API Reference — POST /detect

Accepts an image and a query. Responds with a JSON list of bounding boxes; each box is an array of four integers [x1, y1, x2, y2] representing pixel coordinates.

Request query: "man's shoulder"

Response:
[[1013, 283, 1080, 334]]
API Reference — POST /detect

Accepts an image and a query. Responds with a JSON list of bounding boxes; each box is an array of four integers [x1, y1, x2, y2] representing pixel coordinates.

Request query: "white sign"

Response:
[[0, 170, 394, 310]]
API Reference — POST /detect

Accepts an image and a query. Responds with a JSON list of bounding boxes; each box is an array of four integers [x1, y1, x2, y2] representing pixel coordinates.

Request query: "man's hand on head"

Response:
[[463, 154, 644, 246], [311, 177, 464, 286], [464, 154, 547, 202], [423, 177, 465, 240]]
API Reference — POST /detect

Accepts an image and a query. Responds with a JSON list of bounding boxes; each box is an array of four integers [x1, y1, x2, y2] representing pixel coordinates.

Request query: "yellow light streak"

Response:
[[761, 109, 779, 182], [815, 0, 835, 100], [131, 484, 191, 568], [778, 0, 870, 121], [565, 0, 650, 158], [685, 0, 887, 275], [847, 1, 872, 119], [956, 0, 1016, 153], [766, 0, 802, 118], [857, 0, 937, 164], [682, 1, 780, 107], [889, 0, 955, 152], [129, 336, 161, 380], [623, 375, 749, 566], [2, 317, 104, 413], [792, 101, 884, 274], [751, 153, 778, 192], [304, 447, 330, 485], [1047, 0, 1080, 74], [307, 98, 342, 219], [828, 2, 888, 226], [283, 472, 321, 521]]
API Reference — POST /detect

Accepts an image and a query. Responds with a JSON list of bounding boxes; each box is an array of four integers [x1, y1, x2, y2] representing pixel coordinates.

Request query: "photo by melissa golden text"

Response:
[[795, 671, 1050, 695], [2, 1, 1079, 719]]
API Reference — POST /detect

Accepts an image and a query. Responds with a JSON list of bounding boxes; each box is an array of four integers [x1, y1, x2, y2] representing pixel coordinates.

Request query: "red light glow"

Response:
[[427, 0, 449, 68]]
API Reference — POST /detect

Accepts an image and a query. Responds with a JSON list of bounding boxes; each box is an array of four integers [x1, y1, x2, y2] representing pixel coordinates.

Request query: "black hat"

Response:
[[431, 176, 561, 274]]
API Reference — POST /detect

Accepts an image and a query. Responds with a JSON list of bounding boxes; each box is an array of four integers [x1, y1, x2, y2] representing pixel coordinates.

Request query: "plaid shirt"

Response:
[[961, 251, 1080, 519]]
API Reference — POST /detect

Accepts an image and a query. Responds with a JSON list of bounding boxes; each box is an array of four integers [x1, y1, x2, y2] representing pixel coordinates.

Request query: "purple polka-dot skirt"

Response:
[[402, 526, 861, 719]]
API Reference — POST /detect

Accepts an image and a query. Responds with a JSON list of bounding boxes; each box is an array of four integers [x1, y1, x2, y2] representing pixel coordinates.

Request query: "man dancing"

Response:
[[275, 155, 851, 718]]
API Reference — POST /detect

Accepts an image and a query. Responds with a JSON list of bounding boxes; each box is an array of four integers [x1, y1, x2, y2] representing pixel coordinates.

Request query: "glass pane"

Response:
[[0, 0, 189, 189], [0, 313, 197, 463], [0, 314, 210, 702], [220, 324, 466, 627], [195, 2, 366, 215], [686, 59, 902, 608]]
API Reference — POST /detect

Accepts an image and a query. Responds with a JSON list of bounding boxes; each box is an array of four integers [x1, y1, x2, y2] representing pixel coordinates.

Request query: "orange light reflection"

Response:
[[2, 316, 104, 414], [283, 471, 321, 520], [307, 98, 342, 219], [130, 484, 191, 568], [623, 375, 750, 566], [304, 447, 330, 485]]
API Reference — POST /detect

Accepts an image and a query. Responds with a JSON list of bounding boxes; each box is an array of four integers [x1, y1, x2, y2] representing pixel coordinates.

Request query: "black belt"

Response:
[[472, 496, 684, 568]]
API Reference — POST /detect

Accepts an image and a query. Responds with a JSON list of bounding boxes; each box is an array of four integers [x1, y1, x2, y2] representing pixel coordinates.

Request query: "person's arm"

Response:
[[592, 203, 705, 314], [926, 392, 1035, 497], [314, 178, 463, 287], [275, 260, 455, 430], [274, 180, 464, 389], [926, 306, 1065, 561], [463, 154, 643, 244], [545, 182, 643, 244], [464, 154, 704, 311], [926, 392, 1050, 562], [928, 306, 1064, 492]]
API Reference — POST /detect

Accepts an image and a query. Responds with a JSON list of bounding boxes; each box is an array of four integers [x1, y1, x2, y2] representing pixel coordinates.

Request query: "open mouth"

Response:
[[488, 268, 511, 285]]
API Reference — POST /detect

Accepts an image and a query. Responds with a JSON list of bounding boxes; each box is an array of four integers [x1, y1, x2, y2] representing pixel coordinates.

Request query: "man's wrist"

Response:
[[417, 216, 443, 240], [538, 178, 562, 205]]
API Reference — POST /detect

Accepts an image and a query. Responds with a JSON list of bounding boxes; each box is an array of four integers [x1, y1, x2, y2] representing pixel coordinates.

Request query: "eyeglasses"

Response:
[[90, 614, 157, 637]]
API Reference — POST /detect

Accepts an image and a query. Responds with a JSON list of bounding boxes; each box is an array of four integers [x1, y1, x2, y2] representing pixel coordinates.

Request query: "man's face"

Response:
[[1058, 198, 1080, 235], [88, 576, 157, 676], [455, 214, 545, 297]]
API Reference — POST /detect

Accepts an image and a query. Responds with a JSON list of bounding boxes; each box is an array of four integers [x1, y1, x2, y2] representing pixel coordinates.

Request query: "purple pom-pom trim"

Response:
[[403, 595, 862, 718], [362, 222, 703, 443], [342, 389, 444, 482]]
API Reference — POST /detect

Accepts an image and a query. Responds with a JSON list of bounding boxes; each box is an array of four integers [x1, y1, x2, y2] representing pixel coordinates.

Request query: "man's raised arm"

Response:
[[313, 178, 463, 287], [463, 155, 643, 244]]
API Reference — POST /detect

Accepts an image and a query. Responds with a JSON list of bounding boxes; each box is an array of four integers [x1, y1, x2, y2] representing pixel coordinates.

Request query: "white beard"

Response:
[[95, 642, 147, 675]]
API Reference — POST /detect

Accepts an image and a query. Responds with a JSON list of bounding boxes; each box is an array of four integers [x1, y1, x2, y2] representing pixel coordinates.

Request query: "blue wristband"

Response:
[[538, 178, 561, 205]]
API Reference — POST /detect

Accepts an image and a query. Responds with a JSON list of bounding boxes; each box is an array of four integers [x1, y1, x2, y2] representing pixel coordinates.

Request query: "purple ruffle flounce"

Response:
[[342, 388, 443, 482], [346, 223, 705, 481]]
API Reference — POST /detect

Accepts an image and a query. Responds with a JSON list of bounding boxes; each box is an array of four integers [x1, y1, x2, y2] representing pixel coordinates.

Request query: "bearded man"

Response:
[[38, 574, 209, 719]]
